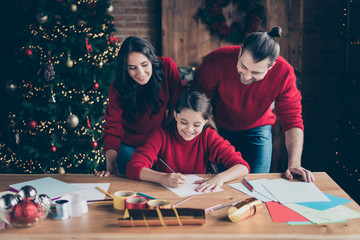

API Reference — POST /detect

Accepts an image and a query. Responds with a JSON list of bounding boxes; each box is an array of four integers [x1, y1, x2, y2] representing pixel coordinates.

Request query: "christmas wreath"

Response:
[[198, 0, 266, 43]]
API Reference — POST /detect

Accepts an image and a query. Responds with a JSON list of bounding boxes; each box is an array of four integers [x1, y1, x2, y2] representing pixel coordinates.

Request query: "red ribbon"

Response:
[[125, 196, 148, 209]]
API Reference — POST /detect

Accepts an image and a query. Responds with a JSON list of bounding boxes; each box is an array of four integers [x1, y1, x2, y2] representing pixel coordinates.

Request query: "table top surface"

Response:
[[0, 172, 360, 240]]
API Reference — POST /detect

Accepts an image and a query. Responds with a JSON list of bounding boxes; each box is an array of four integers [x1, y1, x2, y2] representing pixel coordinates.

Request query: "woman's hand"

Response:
[[194, 175, 224, 192], [95, 149, 119, 177], [162, 173, 186, 188], [95, 169, 120, 177]]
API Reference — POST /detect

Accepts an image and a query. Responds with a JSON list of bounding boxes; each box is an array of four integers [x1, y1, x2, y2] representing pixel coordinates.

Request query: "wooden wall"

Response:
[[162, 0, 303, 69]]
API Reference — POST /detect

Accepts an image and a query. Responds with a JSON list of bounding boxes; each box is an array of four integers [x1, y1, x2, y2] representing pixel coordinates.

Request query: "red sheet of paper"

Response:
[[266, 201, 309, 222]]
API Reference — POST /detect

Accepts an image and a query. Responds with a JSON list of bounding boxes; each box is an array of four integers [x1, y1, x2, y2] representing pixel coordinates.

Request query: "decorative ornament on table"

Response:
[[0, 186, 51, 228], [18, 186, 37, 201], [36, 12, 48, 24], [67, 113, 79, 128], [28, 120, 37, 129], [198, 0, 266, 44]]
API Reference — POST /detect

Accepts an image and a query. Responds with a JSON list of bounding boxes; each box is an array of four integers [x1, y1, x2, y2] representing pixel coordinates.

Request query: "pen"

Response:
[[205, 204, 221, 212], [158, 158, 176, 173], [172, 195, 195, 208], [242, 178, 254, 192], [96, 186, 114, 198], [210, 200, 242, 212], [90, 200, 114, 205], [137, 192, 156, 199]]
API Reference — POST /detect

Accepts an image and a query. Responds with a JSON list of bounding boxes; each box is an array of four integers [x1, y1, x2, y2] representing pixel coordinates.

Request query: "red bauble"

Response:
[[93, 82, 99, 90], [25, 48, 33, 56], [91, 140, 98, 149], [13, 200, 39, 224], [50, 145, 57, 152], [28, 120, 37, 129]]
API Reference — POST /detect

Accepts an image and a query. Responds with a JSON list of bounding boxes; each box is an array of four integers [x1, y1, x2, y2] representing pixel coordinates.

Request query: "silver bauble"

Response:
[[37, 194, 51, 207], [67, 114, 79, 128], [0, 193, 20, 210], [18, 185, 37, 200]]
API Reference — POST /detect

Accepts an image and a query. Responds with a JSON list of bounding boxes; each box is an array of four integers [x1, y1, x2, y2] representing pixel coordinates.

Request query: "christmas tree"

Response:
[[1, 0, 120, 174]]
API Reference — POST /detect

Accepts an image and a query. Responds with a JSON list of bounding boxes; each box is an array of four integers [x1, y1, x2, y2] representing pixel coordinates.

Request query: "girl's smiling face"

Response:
[[174, 109, 207, 141]]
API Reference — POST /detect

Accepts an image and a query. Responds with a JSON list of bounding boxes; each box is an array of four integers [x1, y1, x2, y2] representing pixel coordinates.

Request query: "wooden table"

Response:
[[0, 172, 360, 240]]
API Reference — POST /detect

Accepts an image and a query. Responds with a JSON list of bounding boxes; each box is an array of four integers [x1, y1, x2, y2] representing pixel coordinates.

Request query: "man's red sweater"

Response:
[[126, 127, 250, 180], [192, 46, 304, 132], [102, 57, 183, 153]]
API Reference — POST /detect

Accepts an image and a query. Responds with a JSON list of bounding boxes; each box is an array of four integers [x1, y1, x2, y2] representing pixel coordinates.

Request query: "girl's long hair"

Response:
[[114, 36, 164, 123], [167, 90, 217, 132]]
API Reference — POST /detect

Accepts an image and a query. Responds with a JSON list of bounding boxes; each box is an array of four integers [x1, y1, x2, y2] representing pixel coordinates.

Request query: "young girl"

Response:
[[96, 36, 184, 177], [126, 91, 250, 192]]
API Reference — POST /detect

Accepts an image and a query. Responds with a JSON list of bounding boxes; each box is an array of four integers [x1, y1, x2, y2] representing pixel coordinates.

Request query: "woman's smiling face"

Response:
[[127, 52, 153, 85]]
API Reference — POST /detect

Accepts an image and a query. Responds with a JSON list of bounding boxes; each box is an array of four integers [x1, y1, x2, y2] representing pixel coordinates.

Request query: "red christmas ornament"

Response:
[[93, 82, 99, 90], [24, 48, 33, 56], [86, 116, 91, 128], [12, 200, 40, 225], [28, 120, 37, 129], [91, 140, 98, 149], [50, 145, 57, 152]]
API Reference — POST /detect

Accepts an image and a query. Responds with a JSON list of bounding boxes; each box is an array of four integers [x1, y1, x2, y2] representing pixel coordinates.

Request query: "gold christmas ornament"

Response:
[[67, 114, 79, 128], [70, 4, 77, 12], [82, 95, 90, 102], [59, 167, 65, 174], [66, 59, 74, 68]]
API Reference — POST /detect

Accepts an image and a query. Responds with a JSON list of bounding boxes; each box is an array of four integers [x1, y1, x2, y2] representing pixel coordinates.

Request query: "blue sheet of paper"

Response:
[[295, 193, 351, 210], [9, 177, 82, 199]]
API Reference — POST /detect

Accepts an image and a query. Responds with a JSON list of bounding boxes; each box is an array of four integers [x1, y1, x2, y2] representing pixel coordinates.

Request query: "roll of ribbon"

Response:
[[68, 194, 88, 216], [227, 197, 263, 223], [125, 196, 148, 209], [113, 190, 136, 210], [54, 200, 70, 220], [147, 199, 171, 209]]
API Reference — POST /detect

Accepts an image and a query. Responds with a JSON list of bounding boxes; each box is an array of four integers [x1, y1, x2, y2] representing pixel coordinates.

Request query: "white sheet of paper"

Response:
[[55, 183, 110, 203], [9, 177, 82, 199], [228, 179, 276, 202], [262, 179, 330, 203], [162, 174, 223, 197]]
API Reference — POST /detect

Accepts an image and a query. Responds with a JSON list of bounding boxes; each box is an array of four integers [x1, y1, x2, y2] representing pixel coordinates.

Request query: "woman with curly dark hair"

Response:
[[96, 36, 184, 176]]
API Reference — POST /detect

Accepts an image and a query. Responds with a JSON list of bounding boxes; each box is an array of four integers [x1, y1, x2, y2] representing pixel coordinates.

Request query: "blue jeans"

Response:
[[218, 125, 272, 173], [116, 143, 137, 175]]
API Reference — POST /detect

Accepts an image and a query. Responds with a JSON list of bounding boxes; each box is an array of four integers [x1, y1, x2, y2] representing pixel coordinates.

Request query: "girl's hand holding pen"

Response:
[[164, 173, 186, 188]]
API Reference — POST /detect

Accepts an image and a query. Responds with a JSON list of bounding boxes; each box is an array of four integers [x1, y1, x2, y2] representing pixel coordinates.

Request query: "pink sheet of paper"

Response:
[[266, 201, 309, 222]]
